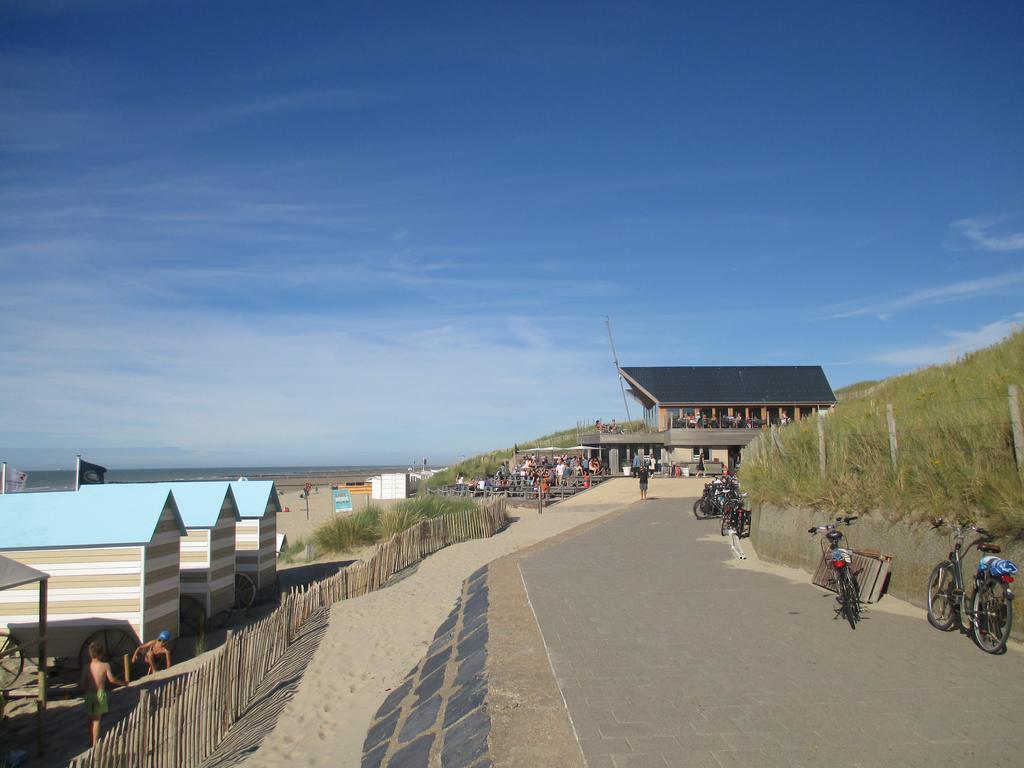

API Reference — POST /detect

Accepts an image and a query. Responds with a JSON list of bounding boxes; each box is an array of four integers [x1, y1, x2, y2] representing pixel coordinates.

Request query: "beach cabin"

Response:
[[149, 483, 240, 631], [84, 482, 240, 633], [229, 480, 280, 607], [0, 486, 185, 668]]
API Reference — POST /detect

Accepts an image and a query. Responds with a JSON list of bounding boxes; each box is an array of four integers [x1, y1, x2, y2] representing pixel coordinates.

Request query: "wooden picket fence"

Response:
[[68, 498, 508, 768]]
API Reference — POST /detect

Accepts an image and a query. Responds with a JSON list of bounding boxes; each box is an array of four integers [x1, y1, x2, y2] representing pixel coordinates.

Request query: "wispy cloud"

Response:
[[869, 313, 1024, 367], [947, 215, 1024, 252], [185, 89, 366, 132], [0, 264, 624, 466], [823, 271, 1024, 320]]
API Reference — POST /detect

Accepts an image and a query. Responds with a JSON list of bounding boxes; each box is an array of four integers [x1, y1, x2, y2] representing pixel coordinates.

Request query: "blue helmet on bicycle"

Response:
[[988, 559, 1018, 577]]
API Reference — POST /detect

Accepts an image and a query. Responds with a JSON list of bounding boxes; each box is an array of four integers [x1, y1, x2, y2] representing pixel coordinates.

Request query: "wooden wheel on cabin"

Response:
[[179, 596, 206, 637], [78, 627, 137, 671], [0, 629, 25, 689], [234, 573, 257, 609]]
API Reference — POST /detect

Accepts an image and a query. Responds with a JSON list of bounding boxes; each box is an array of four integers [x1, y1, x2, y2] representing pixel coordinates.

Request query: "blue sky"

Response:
[[2, 1, 1022, 469]]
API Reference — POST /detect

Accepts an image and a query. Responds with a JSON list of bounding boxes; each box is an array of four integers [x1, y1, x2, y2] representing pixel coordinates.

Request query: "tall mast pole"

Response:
[[605, 316, 632, 422]]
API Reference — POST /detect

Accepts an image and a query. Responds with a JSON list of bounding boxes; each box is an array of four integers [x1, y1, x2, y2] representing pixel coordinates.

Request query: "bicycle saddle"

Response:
[[979, 543, 1001, 554]]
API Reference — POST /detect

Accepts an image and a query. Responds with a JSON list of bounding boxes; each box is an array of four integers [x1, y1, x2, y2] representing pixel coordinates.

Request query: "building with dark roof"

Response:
[[582, 365, 836, 473]]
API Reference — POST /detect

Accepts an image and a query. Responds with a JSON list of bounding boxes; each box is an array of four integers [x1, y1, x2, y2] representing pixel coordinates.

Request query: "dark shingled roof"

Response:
[[620, 366, 836, 405]]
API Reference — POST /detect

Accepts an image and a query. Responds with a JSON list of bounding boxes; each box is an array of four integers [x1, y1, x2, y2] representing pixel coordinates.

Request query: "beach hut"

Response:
[[229, 480, 280, 607], [99, 483, 240, 634], [0, 486, 185, 669]]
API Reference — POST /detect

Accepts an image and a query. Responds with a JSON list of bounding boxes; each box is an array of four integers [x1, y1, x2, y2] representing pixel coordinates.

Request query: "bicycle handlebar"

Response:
[[930, 518, 996, 540], [809, 516, 857, 535]]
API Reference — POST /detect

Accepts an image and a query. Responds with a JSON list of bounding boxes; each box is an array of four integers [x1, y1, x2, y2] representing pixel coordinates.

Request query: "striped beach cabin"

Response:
[[0, 486, 185, 666], [137, 483, 240, 625], [229, 481, 280, 603]]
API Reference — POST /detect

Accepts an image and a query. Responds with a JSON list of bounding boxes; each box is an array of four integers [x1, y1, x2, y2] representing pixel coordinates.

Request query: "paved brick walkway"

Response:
[[519, 494, 1024, 768]]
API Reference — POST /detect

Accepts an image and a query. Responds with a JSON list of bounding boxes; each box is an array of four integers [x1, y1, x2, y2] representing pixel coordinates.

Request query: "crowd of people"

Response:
[[453, 452, 608, 496], [672, 412, 800, 429]]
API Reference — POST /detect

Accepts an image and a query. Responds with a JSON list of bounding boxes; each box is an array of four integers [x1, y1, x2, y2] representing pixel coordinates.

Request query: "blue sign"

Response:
[[332, 488, 353, 513]]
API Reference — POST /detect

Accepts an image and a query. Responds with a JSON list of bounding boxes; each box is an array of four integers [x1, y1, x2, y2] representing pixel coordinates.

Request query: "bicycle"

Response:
[[720, 495, 750, 537], [808, 516, 861, 629], [692, 476, 740, 519], [926, 518, 1017, 654]]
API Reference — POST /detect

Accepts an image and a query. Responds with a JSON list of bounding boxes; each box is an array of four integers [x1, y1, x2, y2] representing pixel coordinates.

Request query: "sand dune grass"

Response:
[[742, 331, 1024, 533], [312, 497, 480, 554]]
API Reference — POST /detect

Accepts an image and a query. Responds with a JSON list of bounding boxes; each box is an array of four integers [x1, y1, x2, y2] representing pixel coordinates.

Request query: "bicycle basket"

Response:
[[987, 558, 1019, 577]]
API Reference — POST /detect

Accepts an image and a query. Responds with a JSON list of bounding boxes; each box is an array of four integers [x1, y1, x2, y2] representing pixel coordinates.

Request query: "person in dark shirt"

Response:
[[638, 464, 650, 501]]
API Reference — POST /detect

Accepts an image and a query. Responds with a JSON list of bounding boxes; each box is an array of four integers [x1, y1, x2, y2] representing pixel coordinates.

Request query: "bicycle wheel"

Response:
[[839, 569, 858, 629], [926, 561, 958, 631], [972, 580, 1012, 654], [720, 510, 730, 536], [693, 498, 705, 519], [846, 569, 861, 624]]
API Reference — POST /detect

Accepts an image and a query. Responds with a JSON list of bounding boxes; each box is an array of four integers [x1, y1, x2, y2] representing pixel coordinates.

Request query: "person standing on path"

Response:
[[638, 463, 650, 501], [631, 453, 641, 478]]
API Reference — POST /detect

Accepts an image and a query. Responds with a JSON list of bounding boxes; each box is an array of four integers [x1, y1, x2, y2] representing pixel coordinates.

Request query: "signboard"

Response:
[[332, 488, 353, 513]]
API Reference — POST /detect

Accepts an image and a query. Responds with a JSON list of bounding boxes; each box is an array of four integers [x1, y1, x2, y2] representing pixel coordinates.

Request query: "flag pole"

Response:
[[1, 462, 6, 495], [75, 455, 81, 492]]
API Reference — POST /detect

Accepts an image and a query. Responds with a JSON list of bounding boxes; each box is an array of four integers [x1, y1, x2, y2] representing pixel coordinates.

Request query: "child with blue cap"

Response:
[[133, 630, 173, 676]]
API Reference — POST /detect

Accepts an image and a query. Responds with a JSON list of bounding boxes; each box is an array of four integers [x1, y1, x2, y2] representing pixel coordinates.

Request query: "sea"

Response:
[[19, 465, 414, 492]]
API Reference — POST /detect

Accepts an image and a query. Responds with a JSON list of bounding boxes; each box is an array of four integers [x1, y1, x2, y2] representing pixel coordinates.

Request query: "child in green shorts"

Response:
[[81, 641, 124, 746]]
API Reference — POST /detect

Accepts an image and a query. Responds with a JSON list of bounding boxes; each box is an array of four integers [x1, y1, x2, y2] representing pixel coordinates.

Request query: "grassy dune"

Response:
[[312, 496, 479, 555], [742, 331, 1024, 534]]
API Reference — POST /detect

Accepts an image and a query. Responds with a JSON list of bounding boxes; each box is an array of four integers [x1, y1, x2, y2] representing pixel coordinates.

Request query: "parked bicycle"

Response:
[[808, 516, 861, 629], [926, 518, 1017, 654], [720, 495, 751, 537], [692, 476, 741, 519]]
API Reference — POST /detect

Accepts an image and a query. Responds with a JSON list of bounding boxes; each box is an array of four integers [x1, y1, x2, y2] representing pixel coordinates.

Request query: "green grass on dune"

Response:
[[742, 331, 1024, 534], [312, 496, 480, 555]]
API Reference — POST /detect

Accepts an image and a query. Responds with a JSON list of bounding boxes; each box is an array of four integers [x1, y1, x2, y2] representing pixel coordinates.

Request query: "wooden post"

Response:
[[138, 689, 151, 764], [817, 412, 826, 477], [36, 578, 47, 756], [886, 403, 898, 474], [1010, 385, 1024, 487]]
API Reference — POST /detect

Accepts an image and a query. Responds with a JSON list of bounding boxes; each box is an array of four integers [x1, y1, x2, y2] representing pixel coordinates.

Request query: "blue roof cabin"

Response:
[[84, 482, 240, 624], [229, 481, 280, 598], [0, 486, 185, 664]]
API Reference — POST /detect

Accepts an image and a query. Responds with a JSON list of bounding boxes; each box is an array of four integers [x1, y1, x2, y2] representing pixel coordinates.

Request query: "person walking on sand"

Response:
[[132, 630, 173, 676], [82, 641, 125, 746], [638, 463, 650, 501]]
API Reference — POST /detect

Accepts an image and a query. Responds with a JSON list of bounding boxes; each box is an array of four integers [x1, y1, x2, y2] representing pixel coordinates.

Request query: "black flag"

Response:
[[77, 458, 107, 487]]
